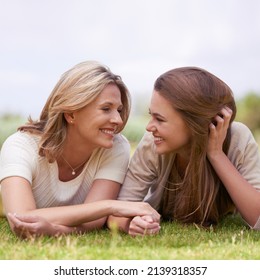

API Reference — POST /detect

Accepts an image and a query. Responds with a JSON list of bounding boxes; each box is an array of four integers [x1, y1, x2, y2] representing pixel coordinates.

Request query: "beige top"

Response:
[[118, 122, 260, 229], [0, 131, 130, 210]]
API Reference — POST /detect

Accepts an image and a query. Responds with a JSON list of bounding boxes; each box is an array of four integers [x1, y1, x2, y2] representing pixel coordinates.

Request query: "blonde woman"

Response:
[[0, 61, 159, 238], [108, 67, 260, 236]]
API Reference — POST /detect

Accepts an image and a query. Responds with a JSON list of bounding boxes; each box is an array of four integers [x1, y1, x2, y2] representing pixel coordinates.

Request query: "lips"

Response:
[[154, 136, 163, 141], [100, 128, 116, 136], [153, 135, 163, 144]]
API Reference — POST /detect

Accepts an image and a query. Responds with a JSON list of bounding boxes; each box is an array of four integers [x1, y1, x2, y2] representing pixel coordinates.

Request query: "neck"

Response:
[[57, 142, 93, 176], [61, 136, 94, 165]]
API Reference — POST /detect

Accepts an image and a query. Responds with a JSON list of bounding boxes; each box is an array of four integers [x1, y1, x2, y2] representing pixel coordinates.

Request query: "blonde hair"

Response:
[[19, 61, 131, 162], [157, 67, 236, 226]]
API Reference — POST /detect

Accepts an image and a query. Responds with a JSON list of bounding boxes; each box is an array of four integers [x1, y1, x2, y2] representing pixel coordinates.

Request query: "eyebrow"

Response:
[[99, 101, 123, 108], [149, 109, 165, 119]]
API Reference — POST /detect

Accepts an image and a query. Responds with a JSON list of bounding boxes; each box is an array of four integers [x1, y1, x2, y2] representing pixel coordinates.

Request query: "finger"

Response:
[[14, 214, 40, 223], [129, 224, 160, 236], [8, 213, 38, 225], [129, 224, 147, 236], [221, 107, 232, 117], [141, 215, 156, 223], [8, 213, 37, 230], [151, 211, 161, 222], [129, 217, 154, 236], [7, 213, 24, 225], [141, 202, 160, 219], [213, 115, 224, 129], [209, 122, 216, 130], [134, 216, 159, 229], [209, 121, 217, 137], [7, 214, 36, 238], [222, 106, 232, 114], [221, 107, 232, 125], [131, 217, 160, 236], [142, 214, 161, 225], [146, 208, 160, 221]]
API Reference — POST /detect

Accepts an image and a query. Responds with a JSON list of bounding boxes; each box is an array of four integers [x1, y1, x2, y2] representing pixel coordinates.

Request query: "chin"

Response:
[[155, 147, 166, 155], [100, 141, 114, 149], [155, 145, 172, 155]]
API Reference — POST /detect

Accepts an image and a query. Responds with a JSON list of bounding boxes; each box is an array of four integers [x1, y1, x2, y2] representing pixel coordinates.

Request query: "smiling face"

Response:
[[66, 83, 123, 151], [146, 90, 192, 155]]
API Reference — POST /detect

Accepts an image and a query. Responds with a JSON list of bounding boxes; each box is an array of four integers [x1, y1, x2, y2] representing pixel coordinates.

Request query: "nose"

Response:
[[146, 118, 155, 132], [111, 111, 123, 126]]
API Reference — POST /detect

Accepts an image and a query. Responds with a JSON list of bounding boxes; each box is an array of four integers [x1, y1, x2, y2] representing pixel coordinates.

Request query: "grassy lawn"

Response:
[[0, 214, 259, 260]]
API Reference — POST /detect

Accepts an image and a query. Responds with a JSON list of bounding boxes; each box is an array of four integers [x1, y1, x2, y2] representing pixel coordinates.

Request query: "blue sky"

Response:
[[1, 0, 260, 118]]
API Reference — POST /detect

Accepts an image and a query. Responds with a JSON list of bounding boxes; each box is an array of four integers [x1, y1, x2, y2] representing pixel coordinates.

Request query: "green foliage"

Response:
[[0, 214, 259, 259], [0, 114, 26, 148], [236, 92, 260, 134], [122, 116, 149, 145]]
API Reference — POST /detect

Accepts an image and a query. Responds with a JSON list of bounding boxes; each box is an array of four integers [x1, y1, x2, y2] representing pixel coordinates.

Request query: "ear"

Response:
[[64, 112, 75, 124]]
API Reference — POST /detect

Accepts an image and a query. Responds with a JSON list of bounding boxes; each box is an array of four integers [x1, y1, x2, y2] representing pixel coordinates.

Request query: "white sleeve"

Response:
[[94, 134, 130, 184], [0, 132, 38, 184]]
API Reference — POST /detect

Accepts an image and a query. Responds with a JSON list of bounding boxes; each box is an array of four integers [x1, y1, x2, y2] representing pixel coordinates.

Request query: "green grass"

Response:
[[0, 214, 259, 260]]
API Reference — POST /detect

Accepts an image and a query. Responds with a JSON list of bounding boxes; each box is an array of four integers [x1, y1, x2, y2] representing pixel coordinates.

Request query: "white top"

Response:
[[118, 122, 260, 229], [0, 131, 130, 208]]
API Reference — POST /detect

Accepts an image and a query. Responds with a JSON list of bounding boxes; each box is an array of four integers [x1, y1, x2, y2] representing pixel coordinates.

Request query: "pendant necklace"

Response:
[[61, 155, 87, 176]]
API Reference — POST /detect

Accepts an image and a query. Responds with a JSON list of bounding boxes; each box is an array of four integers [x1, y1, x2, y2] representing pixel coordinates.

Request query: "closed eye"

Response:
[[101, 107, 110, 112], [148, 110, 166, 122], [156, 117, 164, 122]]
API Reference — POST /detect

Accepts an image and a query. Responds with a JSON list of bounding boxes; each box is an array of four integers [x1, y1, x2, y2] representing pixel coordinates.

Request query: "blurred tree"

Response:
[[122, 93, 150, 146], [0, 114, 26, 148], [236, 92, 260, 134]]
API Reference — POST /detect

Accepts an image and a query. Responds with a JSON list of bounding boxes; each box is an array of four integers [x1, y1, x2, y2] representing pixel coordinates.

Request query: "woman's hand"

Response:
[[207, 107, 233, 160], [112, 200, 160, 221], [7, 213, 75, 238], [128, 215, 161, 236]]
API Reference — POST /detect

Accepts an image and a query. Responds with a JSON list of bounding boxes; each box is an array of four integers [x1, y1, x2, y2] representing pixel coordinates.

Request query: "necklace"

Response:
[[61, 155, 87, 175]]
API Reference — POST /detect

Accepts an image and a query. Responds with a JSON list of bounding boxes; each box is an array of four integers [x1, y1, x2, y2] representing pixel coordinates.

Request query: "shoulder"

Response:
[[231, 121, 253, 136], [93, 133, 130, 164], [131, 131, 155, 159], [92, 134, 131, 182], [113, 133, 130, 151], [230, 121, 255, 147], [229, 122, 260, 189], [0, 131, 40, 183], [135, 131, 156, 151], [229, 121, 259, 160], [0, 131, 40, 170], [130, 131, 161, 169], [1, 131, 39, 153], [105, 133, 131, 157]]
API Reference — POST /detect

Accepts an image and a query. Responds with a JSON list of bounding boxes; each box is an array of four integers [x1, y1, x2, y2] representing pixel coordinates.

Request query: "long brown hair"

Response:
[[156, 67, 236, 226], [19, 61, 131, 162]]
